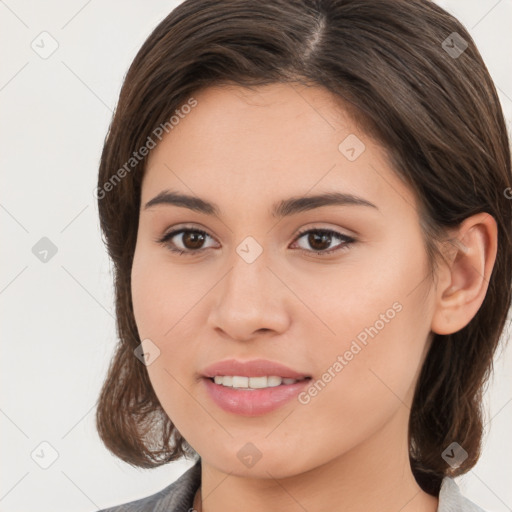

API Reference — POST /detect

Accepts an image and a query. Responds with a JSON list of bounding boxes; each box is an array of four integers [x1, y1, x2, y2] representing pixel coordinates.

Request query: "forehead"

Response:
[[142, 83, 417, 219]]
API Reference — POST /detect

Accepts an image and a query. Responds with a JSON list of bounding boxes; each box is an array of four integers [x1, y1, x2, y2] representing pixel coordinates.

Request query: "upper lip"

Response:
[[201, 358, 311, 379]]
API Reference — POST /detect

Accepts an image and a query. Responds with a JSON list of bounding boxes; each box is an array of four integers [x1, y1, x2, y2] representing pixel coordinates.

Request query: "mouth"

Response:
[[202, 375, 312, 416], [200, 358, 313, 416], [205, 375, 312, 390]]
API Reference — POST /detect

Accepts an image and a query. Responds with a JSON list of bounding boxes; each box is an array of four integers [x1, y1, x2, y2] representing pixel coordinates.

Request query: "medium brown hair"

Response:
[[96, 0, 512, 495]]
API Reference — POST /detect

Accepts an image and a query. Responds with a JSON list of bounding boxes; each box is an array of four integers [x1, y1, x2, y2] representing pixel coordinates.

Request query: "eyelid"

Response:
[[292, 223, 356, 239]]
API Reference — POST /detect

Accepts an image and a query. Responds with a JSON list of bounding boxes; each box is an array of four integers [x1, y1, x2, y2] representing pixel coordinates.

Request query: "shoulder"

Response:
[[96, 459, 201, 512], [438, 477, 487, 512]]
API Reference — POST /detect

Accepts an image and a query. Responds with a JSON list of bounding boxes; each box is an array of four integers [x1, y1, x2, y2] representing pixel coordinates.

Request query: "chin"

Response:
[[200, 443, 315, 480]]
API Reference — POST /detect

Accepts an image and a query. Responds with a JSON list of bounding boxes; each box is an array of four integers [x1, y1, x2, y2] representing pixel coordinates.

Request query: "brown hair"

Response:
[[95, 0, 512, 495]]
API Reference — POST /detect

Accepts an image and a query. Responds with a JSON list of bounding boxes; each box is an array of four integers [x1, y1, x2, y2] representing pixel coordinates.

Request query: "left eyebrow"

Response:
[[143, 189, 379, 217]]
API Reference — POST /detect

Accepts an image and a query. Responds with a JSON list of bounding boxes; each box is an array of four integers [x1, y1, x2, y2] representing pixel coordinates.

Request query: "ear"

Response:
[[431, 212, 498, 335]]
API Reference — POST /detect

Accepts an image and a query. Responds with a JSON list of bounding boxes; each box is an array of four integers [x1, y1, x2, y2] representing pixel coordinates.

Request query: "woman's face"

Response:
[[131, 83, 438, 478]]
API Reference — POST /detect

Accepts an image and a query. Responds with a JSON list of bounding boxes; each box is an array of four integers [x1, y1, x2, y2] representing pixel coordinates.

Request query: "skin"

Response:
[[131, 83, 497, 512]]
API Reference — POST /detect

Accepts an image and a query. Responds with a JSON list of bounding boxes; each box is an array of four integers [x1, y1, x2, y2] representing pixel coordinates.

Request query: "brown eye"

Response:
[[306, 231, 332, 251], [181, 231, 207, 250], [292, 228, 355, 255], [157, 228, 217, 255]]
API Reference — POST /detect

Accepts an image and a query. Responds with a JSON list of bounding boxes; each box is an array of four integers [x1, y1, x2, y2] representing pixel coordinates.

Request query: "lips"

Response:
[[200, 358, 312, 416], [201, 358, 311, 379], [202, 377, 311, 416]]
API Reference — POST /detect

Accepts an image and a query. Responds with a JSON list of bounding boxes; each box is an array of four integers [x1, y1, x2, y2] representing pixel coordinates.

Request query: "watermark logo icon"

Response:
[[237, 442, 263, 468], [32, 237, 58, 263], [442, 32, 468, 59], [236, 236, 263, 264], [134, 338, 161, 366], [31, 441, 59, 469], [338, 134, 366, 161], [441, 442, 468, 469], [31, 31, 59, 59]]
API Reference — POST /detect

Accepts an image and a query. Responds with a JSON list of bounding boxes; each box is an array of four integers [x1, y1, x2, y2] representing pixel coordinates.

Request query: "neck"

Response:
[[196, 406, 439, 512]]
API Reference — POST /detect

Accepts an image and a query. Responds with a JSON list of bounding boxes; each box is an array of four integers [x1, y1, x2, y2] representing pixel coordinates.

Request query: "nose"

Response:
[[207, 246, 291, 342]]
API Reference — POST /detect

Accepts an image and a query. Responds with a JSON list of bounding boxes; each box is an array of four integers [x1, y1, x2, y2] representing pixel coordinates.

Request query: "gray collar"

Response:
[[438, 477, 486, 512]]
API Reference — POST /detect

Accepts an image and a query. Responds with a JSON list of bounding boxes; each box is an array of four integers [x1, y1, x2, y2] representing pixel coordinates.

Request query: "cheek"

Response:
[[301, 236, 433, 408], [131, 245, 198, 340], [292, 285, 431, 466], [131, 245, 207, 402], [293, 277, 425, 435]]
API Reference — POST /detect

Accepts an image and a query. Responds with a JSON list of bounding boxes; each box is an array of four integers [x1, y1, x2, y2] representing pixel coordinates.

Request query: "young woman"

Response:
[[94, 1, 511, 511]]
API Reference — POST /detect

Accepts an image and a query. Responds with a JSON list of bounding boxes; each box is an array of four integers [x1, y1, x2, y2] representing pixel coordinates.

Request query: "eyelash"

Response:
[[156, 225, 356, 257]]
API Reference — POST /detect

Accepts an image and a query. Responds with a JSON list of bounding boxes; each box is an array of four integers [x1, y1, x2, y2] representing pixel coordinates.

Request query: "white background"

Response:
[[1, 1, 511, 510]]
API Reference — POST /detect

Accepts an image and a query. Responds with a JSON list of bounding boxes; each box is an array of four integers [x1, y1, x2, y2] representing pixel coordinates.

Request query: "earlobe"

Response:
[[431, 213, 498, 336]]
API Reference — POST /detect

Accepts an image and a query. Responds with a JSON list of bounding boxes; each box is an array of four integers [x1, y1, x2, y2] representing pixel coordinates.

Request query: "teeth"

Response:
[[212, 375, 301, 389]]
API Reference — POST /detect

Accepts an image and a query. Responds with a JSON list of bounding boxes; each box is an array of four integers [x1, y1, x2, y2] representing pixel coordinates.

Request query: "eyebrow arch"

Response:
[[143, 189, 378, 217]]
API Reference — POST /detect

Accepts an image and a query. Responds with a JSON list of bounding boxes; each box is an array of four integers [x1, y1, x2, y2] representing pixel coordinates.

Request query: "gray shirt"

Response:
[[96, 460, 486, 512]]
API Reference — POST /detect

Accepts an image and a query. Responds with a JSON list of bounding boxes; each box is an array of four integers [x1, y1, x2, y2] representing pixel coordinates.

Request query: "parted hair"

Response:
[[95, 0, 512, 496]]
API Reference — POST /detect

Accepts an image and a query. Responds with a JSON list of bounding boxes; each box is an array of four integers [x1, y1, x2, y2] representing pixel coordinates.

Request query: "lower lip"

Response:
[[202, 377, 311, 416]]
